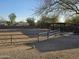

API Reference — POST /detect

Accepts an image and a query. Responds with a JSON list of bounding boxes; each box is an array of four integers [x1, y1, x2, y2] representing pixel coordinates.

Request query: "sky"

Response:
[[0, 0, 40, 22]]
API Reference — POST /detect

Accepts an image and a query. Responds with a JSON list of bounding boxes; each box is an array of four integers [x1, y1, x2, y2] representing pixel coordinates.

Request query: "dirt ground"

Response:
[[0, 29, 79, 59], [0, 34, 78, 59], [0, 44, 79, 59]]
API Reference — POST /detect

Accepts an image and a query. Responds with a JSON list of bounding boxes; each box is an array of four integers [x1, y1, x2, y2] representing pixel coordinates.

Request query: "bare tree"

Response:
[[37, 0, 79, 16]]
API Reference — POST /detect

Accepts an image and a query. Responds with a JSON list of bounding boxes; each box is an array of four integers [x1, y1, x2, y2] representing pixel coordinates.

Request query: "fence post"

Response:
[[38, 33, 39, 42], [47, 30, 50, 40], [11, 34, 12, 45]]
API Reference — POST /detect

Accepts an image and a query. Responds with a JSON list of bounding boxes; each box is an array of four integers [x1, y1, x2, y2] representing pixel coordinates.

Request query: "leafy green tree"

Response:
[[26, 18, 35, 26], [36, 16, 58, 28], [6, 21, 11, 26], [0, 17, 6, 23], [0, 17, 7, 25], [65, 15, 79, 24], [47, 16, 58, 23], [8, 13, 16, 25]]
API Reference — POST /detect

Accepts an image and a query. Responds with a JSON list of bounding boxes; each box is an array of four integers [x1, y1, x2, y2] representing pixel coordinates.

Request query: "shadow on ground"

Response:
[[26, 34, 79, 52]]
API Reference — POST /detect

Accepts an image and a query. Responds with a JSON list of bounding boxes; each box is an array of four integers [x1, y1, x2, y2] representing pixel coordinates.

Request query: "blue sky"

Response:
[[0, 0, 40, 21]]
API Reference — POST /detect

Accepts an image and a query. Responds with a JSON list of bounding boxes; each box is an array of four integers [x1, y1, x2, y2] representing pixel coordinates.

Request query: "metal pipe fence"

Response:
[[37, 29, 61, 42], [0, 29, 62, 46]]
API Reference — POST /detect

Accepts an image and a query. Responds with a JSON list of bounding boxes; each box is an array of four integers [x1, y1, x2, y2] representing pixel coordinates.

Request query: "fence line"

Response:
[[0, 29, 62, 46], [37, 29, 61, 42], [0, 34, 37, 46]]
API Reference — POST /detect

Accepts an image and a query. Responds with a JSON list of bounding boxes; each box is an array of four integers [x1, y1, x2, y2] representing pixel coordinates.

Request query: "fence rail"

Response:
[[37, 29, 61, 42], [0, 29, 62, 46], [0, 33, 36, 46]]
